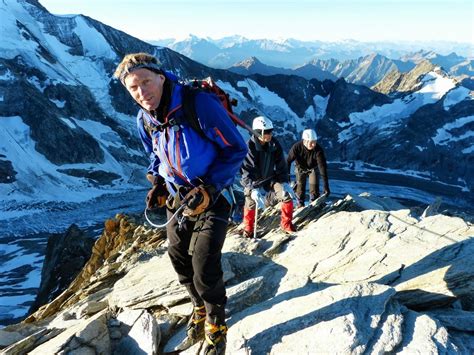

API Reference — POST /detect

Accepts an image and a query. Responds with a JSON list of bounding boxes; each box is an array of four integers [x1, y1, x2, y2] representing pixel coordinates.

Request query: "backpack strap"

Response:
[[181, 85, 207, 139], [141, 115, 157, 138], [140, 109, 187, 139]]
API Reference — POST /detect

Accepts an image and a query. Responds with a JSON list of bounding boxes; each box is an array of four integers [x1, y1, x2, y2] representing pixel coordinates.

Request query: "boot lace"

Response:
[[204, 321, 228, 347], [190, 305, 206, 328]]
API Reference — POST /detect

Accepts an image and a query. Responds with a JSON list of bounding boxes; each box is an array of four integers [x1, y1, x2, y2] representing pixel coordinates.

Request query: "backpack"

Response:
[[142, 77, 253, 139], [181, 77, 239, 139]]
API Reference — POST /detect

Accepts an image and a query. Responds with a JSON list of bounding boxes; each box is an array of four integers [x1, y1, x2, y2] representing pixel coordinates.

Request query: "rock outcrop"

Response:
[[28, 224, 95, 314], [0, 157, 16, 183], [372, 60, 437, 95], [1, 193, 473, 353]]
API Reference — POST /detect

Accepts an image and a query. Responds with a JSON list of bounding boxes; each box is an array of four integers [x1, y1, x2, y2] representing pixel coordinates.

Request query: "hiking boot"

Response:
[[282, 223, 296, 234], [176, 305, 206, 351], [242, 229, 253, 238], [204, 321, 228, 355], [242, 228, 266, 238]]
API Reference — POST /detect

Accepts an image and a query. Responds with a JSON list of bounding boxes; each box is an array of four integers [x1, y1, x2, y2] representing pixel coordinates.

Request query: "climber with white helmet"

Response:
[[287, 128, 330, 208], [240, 116, 296, 238]]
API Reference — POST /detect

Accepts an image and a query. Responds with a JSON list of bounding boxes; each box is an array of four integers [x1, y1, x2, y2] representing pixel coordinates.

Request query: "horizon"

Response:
[[38, 0, 473, 44], [154, 34, 472, 45]]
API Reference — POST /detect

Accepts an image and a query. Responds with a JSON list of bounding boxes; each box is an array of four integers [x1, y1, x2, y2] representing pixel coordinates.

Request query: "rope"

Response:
[[144, 204, 185, 228], [388, 212, 462, 243]]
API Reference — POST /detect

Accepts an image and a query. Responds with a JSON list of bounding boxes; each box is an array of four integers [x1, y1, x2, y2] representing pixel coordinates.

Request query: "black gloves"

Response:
[[145, 174, 168, 209], [183, 185, 217, 217]]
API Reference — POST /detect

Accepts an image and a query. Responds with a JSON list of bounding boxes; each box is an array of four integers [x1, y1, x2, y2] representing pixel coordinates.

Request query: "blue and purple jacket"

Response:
[[136, 73, 247, 195]]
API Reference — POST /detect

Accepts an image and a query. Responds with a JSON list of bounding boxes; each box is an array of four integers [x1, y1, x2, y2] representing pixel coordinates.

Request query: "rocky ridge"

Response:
[[372, 60, 437, 95], [1, 193, 473, 353]]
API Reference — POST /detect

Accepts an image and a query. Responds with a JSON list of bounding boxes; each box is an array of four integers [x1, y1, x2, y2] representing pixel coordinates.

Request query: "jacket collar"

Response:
[[252, 135, 275, 152]]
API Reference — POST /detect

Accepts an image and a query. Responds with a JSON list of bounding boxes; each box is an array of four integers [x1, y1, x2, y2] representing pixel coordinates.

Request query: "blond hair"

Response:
[[114, 53, 163, 84]]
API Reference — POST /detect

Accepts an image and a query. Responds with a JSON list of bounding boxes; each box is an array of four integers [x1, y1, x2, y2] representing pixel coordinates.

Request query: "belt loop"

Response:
[[188, 233, 198, 256], [188, 217, 204, 255]]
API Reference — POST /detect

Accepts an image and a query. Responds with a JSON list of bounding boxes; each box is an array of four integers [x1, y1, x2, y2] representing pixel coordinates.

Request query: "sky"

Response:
[[38, 0, 473, 43]]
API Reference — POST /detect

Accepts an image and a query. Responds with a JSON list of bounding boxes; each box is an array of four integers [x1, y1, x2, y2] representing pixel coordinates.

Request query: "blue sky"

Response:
[[39, 0, 473, 43]]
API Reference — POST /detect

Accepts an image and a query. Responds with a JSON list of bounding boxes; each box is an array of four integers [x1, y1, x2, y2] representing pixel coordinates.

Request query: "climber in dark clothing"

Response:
[[287, 129, 330, 208], [240, 116, 296, 238], [114, 53, 247, 354]]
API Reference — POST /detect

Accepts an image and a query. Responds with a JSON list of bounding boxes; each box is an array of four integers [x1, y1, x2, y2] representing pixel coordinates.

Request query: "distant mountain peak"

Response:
[[227, 56, 293, 76], [236, 56, 262, 68], [365, 52, 381, 59]]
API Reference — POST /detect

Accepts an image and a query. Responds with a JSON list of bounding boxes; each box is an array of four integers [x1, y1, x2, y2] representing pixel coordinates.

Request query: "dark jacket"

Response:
[[137, 72, 248, 194], [240, 135, 288, 191], [287, 140, 329, 188]]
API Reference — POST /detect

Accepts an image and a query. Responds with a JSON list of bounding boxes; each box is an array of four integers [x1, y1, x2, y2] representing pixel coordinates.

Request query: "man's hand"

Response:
[[251, 188, 265, 209], [183, 185, 216, 217], [146, 173, 159, 185], [146, 183, 168, 209]]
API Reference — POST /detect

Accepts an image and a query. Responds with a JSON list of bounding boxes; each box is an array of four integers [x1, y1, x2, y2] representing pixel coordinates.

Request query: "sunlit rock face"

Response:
[[1, 194, 473, 353]]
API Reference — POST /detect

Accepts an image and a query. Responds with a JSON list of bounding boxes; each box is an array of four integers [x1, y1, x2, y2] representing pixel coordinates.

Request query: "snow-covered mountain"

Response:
[[153, 35, 316, 68], [151, 35, 474, 69], [0, 0, 238, 209], [320, 67, 474, 198], [1, 0, 472, 215], [1, 0, 144, 205]]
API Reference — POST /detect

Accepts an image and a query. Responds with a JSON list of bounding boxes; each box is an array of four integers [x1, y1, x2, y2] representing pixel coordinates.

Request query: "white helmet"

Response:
[[302, 129, 317, 141], [252, 116, 273, 131]]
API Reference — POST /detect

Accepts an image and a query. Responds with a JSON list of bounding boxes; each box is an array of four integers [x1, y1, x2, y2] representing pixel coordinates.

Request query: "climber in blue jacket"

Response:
[[114, 53, 247, 355]]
